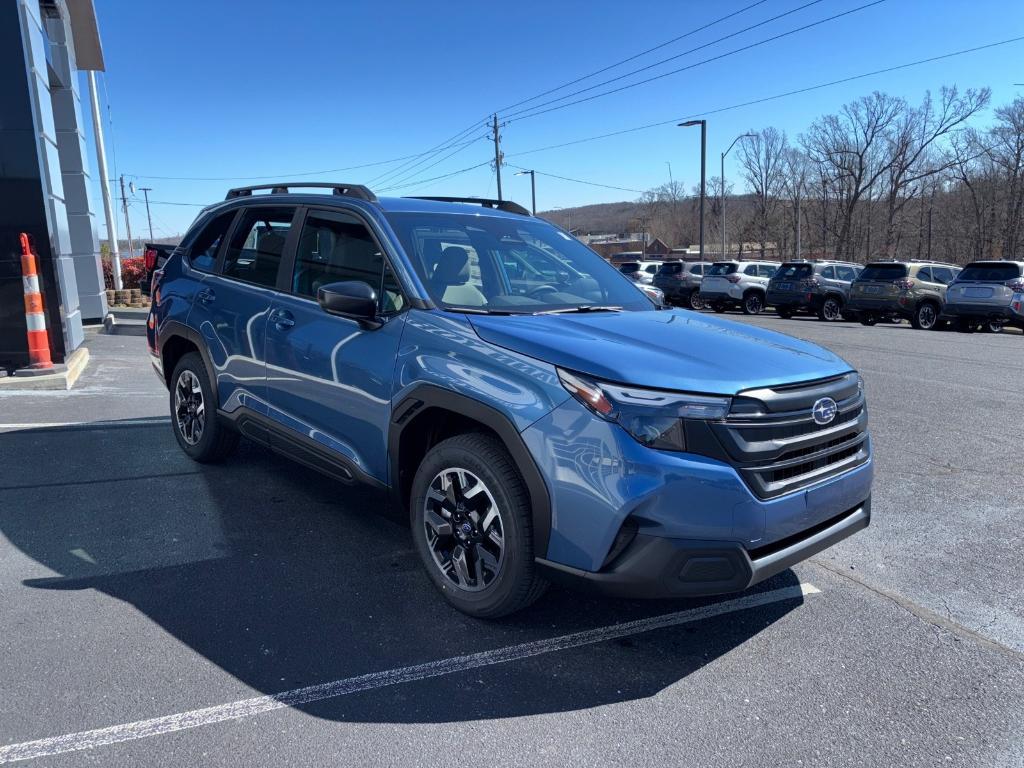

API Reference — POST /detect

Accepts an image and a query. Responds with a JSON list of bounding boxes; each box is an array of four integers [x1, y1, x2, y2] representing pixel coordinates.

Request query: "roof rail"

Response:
[[404, 196, 531, 216], [225, 183, 377, 202]]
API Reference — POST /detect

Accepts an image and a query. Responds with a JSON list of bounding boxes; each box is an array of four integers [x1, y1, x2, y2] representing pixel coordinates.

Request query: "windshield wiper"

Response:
[[533, 305, 623, 315], [449, 307, 524, 315]]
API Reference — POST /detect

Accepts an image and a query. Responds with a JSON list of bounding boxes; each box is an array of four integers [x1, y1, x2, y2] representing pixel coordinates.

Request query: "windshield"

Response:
[[957, 263, 1021, 282], [386, 212, 651, 313], [774, 264, 814, 280], [859, 264, 908, 280], [707, 263, 738, 276]]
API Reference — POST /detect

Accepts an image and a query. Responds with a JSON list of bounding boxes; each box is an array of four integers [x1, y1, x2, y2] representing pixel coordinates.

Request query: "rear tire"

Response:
[[688, 291, 705, 311], [711, 302, 727, 313], [742, 292, 765, 315], [985, 320, 1005, 334], [169, 352, 239, 463], [955, 318, 977, 333], [859, 314, 878, 326], [776, 306, 793, 319], [410, 433, 547, 618]]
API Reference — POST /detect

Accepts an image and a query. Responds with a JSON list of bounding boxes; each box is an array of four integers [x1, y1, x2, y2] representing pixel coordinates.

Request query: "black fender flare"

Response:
[[388, 384, 552, 558], [159, 320, 219, 402]]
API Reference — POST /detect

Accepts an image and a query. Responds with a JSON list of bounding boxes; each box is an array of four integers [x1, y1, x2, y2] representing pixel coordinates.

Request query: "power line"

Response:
[[377, 160, 493, 192], [506, 164, 646, 194], [371, 134, 487, 189], [507, 0, 888, 123], [506, 35, 1024, 159], [495, 0, 771, 114], [367, 118, 488, 186], [503, 0, 826, 121]]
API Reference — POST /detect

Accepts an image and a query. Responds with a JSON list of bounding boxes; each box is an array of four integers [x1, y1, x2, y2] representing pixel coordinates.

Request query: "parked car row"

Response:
[[649, 257, 1023, 334]]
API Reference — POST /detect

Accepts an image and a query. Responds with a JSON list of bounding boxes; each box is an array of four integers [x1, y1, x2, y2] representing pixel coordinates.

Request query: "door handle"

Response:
[[270, 309, 294, 330], [197, 289, 215, 305]]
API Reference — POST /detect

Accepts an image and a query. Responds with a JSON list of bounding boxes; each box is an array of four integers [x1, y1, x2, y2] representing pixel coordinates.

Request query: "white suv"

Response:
[[700, 260, 781, 315]]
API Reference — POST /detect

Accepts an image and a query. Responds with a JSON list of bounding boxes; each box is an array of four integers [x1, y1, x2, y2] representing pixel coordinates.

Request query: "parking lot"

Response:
[[1, 315, 1022, 767]]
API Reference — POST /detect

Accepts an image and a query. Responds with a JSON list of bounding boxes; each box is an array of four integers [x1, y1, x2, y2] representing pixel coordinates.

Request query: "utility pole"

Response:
[[721, 133, 754, 260], [491, 114, 503, 201], [795, 193, 802, 260], [679, 120, 707, 259], [87, 71, 121, 291], [119, 175, 135, 259], [140, 187, 154, 241]]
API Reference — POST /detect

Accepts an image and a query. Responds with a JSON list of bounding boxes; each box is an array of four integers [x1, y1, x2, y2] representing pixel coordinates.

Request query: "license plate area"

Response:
[[865, 285, 882, 294], [964, 286, 994, 298]]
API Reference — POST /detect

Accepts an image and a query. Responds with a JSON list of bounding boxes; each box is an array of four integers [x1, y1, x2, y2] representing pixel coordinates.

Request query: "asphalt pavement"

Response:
[[0, 319, 1021, 767]]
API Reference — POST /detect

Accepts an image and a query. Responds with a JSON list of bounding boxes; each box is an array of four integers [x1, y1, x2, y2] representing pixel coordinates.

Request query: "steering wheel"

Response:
[[526, 284, 559, 298]]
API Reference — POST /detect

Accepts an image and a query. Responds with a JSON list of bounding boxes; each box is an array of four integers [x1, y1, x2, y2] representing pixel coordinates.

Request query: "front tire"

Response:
[[742, 292, 765, 315], [818, 296, 843, 322], [911, 302, 940, 330], [410, 433, 547, 618], [688, 291, 705, 311], [169, 352, 239, 462]]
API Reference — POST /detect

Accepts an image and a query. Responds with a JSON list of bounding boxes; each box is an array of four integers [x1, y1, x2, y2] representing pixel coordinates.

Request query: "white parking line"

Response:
[[0, 582, 819, 764], [0, 417, 170, 431]]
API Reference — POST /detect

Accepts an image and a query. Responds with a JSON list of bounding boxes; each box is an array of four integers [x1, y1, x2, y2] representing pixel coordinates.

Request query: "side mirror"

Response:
[[317, 281, 381, 329]]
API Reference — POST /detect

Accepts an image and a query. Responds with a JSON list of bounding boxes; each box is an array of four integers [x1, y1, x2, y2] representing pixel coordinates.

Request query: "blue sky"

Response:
[[85, 0, 1024, 238]]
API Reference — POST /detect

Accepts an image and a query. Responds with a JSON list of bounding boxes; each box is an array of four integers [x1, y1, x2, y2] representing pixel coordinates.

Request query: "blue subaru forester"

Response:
[[148, 183, 873, 617]]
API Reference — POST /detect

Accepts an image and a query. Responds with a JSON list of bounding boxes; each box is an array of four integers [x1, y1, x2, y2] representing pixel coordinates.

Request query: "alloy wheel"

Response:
[[689, 292, 705, 311], [918, 304, 937, 330], [423, 468, 505, 592], [174, 370, 205, 446], [744, 294, 763, 314], [822, 298, 842, 321]]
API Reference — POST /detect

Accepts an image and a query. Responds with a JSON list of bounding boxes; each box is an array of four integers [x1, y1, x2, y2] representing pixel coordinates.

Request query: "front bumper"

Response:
[[538, 500, 870, 598]]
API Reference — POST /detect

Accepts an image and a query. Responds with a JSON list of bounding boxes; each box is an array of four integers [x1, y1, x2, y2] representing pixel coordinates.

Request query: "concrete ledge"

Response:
[[0, 347, 90, 391], [102, 313, 147, 337]]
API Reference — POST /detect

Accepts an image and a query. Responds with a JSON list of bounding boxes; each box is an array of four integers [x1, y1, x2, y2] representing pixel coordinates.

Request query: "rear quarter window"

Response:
[[658, 263, 683, 274], [707, 263, 738, 276], [618, 262, 640, 272], [185, 211, 236, 272], [775, 264, 813, 280]]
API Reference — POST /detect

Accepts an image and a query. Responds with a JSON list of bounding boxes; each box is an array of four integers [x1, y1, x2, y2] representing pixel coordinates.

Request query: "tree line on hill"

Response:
[[544, 87, 1024, 265]]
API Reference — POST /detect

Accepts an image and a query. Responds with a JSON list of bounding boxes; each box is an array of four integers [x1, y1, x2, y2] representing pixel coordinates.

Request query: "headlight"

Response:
[[557, 368, 731, 451]]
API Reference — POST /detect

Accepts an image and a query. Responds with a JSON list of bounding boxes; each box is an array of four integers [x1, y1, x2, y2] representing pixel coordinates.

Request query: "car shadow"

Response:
[[0, 419, 806, 724]]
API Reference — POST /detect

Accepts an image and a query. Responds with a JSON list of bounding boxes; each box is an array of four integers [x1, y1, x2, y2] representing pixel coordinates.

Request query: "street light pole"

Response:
[[515, 170, 536, 215], [720, 132, 756, 260], [679, 120, 707, 258]]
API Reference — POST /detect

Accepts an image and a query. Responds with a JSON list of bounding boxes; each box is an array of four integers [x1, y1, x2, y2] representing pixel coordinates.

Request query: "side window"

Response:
[[932, 267, 954, 284], [222, 207, 295, 288], [744, 264, 759, 276], [645, 264, 658, 274], [836, 266, 855, 281], [761, 265, 778, 278], [821, 266, 836, 279], [917, 267, 933, 282], [292, 210, 403, 313], [187, 211, 235, 272], [690, 264, 704, 274]]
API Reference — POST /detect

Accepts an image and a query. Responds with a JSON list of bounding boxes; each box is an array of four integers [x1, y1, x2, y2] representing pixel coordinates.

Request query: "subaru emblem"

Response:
[[811, 397, 838, 426]]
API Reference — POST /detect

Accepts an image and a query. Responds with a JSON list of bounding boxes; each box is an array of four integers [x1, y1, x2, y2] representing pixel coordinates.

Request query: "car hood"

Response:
[[468, 309, 853, 395]]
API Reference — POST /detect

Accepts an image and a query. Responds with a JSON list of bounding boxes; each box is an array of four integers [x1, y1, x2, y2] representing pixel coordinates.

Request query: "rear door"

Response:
[[263, 207, 409, 485], [851, 263, 907, 300], [187, 205, 297, 417]]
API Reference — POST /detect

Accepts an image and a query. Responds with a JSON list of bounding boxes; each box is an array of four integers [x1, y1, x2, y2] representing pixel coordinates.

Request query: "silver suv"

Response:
[[944, 260, 1024, 333], [700, 260, 781, 315], [653, 261, 712, 309], [767, 260, 863, 321], [617, 259, 663, 285]]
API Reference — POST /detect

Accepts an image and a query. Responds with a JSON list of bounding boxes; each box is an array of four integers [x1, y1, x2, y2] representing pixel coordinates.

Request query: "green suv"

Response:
[[847, 260, 961, 330]]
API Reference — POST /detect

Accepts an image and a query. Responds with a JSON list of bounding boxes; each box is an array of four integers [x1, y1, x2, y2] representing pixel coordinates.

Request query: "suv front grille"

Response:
[[708, 373, 869, 499]]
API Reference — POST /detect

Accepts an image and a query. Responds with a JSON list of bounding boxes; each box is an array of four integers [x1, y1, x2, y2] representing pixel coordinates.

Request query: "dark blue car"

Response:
[[148, 183, 873, 617]]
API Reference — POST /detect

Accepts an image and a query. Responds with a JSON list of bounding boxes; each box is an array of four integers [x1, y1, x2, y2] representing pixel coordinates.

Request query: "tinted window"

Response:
[[931, 267, 956, 284], [292, 210, 404, 312], [386, 212, 651, 312], [222, 207, 294, 288], [775, 263, 813, 280], [645, 264, 659, 273], [618, 262, 640, 273], [760, 264, 778, 277], [707, 263, 738, 276], [690, 264, 706, 274], [820, 266, 836, 279], [658, 263, 683, 274], [859, 264, 908, 280], [743, 264, 759, 275], [917, 267, 933, 282], [187, 211, 235, 272], [957, 263, 1022, 282]]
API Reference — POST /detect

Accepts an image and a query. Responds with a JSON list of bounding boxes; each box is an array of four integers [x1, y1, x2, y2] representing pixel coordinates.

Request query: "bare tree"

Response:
[[782, 148, 811, 258], [802, 92, 904, 260], [738, 127, 788, 257]]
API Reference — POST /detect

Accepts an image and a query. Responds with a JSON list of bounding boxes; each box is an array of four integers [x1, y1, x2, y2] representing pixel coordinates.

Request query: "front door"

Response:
[[263, 207, 408, 485]]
